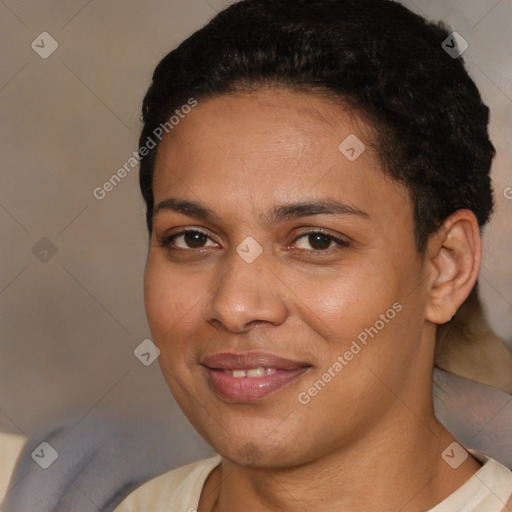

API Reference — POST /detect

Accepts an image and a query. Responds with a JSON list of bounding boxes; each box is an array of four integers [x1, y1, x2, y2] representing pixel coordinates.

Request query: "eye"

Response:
[[292, 231, 349, 252], [158, 228, 349, 254], [159, 229, 218, 250]]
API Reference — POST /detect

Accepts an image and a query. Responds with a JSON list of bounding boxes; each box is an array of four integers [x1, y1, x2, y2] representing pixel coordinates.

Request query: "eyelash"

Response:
[[158, 228, 349, 255]]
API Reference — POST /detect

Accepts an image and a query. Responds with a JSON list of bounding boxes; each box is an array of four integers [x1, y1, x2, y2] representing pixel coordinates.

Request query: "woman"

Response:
[[115, 0, 512, 510]]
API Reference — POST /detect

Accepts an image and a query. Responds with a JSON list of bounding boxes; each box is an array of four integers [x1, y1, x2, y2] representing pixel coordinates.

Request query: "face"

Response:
[[144, 88, 434, 468]]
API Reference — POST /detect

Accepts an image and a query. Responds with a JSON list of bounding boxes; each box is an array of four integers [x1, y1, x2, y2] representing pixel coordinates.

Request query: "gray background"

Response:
[[1, 0, 511, 468]]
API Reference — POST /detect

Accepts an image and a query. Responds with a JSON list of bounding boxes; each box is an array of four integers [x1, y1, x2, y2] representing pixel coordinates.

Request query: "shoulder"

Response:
[[0, 432, 27, 505], [429, 455, 512, 511], [114, 455, 222, 512]]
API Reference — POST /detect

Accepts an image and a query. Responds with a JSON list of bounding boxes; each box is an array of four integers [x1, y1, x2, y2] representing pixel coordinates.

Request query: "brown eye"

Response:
[[161, 230, 217, 250], [182, 231, 208, 249], [307, 233, 333, 250], [293, 231, 349, 253]]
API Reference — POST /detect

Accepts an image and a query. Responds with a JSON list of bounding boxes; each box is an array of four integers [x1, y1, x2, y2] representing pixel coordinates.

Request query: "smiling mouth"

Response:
[[201, 351, 311, 402]]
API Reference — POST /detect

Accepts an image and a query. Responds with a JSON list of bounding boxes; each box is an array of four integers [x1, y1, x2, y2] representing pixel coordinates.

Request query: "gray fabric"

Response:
[[433, 367, 512, 468], [3, 368, 511, 511], [1, 412, 183, 512]]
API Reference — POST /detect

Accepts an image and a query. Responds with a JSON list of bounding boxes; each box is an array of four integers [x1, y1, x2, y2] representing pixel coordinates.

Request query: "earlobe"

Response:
[[425, 210, 482, 325]]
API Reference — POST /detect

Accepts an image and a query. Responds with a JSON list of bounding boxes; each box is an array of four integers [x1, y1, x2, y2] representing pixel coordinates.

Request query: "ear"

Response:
[[425, 209, 482, 325]]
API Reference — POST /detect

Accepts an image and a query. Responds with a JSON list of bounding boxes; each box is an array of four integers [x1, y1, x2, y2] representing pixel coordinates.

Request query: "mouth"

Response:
[[221, 367, 278, 377], [201, 351, 311, 402]]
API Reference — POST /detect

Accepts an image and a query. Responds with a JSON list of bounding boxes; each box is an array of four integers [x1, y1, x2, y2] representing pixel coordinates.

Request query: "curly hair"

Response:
[[139, 0, 495, 252]]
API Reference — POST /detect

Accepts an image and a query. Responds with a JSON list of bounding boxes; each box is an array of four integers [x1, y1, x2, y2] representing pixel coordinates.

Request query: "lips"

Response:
[[201, 351, 311, 402]]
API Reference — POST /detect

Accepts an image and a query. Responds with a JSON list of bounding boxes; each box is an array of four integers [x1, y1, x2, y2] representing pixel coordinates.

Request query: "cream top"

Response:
[[114, 454, 512, 512]]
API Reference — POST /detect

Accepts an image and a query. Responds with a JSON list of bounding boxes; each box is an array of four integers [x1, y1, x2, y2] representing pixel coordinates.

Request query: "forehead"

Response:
[[152, 88, 412, 229], [155, 88, 366, 160]]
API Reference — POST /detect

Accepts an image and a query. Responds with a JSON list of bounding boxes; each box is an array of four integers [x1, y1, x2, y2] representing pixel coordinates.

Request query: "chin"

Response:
[[207, 428, 318, 469]]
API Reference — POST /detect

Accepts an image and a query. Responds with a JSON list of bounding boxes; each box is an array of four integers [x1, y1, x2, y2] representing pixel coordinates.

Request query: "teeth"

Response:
[[227, 367, 278, 378], [247, 367, 266, 377]]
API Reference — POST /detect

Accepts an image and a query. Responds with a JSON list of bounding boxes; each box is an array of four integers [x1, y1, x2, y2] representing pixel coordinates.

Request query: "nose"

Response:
[[205, 246, 289, 333]]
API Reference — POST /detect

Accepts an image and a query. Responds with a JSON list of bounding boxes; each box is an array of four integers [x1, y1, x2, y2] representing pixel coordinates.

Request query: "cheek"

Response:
[[143, 256, 195, 346], [144, 260, 169, 336], [143, 260, 197, 397], [296, 254, 423, 378], [287, 259, 401, 337], [143, 253, 219, 385]]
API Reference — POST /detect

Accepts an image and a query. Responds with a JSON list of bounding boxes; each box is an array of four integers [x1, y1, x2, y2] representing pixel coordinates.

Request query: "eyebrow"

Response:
[[262, 199, 369, 224], [153, 198, 369, 225], [154, 198, 222, 223]]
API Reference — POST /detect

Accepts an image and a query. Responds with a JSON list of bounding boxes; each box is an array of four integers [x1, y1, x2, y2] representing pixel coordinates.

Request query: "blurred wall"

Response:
[[1, 0, 511, 464]]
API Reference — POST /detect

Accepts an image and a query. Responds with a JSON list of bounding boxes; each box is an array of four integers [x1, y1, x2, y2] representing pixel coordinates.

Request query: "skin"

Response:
[[144, 88, 482, 511]]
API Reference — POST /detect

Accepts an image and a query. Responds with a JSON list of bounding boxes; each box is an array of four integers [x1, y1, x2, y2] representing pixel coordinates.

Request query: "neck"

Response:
[[200, 411, 481, 512]]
